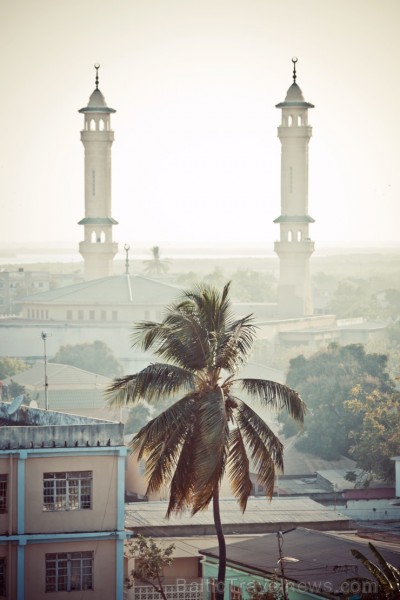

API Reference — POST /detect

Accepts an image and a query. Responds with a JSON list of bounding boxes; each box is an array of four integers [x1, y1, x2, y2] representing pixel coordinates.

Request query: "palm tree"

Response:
[[350, 542, 400, 598], [107, 282, 305, 600], [143, 245, 171, 275]]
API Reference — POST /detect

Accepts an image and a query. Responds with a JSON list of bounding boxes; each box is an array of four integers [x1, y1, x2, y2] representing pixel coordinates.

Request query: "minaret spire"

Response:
[[94, 63, 100, 89], [274, 59, 315, 317], [292, 56, 297, 83]]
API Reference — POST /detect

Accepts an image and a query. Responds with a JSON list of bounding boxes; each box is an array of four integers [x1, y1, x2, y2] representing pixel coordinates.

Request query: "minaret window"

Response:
[[298, 115, 303, 126], [100, 231, 105, 243], [288, 115, 293, 127], [91, 231, 96, 243], [99, 119, 105, 131], [297, 230, 302, 241], [90, 119, 96, 131], [288, 230, 293, 242]]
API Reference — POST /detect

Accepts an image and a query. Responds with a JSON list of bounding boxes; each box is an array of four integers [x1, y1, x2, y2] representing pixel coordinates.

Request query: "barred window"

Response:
[[46, 551, 93, 592], [230, 584, 242, 600], [43, 472, 92, 511], [0, 475, 7, 513], [0, 557, 5, 597]]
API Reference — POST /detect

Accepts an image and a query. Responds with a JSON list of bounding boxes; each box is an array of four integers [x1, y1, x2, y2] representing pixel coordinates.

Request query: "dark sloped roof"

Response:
[[200, 527, 400, 596]]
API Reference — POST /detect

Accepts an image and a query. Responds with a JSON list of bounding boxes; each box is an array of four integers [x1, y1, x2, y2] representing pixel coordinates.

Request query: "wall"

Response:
[[24, 538, 116, 600]]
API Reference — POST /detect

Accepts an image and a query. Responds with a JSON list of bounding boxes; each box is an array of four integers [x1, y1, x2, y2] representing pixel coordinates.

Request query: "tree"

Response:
[[50, 340, 123, 378], [143, 246, 171, 275], [282, 344, 395, 460], [349, 542, 400, 599], [0, 356, 27, 380], [345, 386, 400, 482], [125, 535, 175, 600], [107, 282, 305, 600]]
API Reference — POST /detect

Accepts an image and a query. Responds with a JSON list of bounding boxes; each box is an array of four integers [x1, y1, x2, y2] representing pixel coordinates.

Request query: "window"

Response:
[[43, 471, 92, 511], [0, 557, 5, 597], [230, 584, 242, 600], [46, 551, 93, 592], [0, 475, 7, 513], [66, 310, 73, 320], [89, 310, 95, 320], [100, 310, 106, 321], [112, 310, 118, 321], [78, 310, 84, 320]]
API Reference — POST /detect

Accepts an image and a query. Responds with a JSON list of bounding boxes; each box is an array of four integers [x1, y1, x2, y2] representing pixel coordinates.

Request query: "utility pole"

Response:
[[41, 332, 49, 410]]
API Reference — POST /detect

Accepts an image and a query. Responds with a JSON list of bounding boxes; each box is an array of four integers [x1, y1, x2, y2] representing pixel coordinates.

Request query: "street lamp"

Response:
[[41, 332, 49, 410], [276, 529, 298, 600]]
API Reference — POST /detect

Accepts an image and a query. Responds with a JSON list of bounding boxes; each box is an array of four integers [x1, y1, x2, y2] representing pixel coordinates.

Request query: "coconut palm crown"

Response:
[[108, 282, 305, 516]]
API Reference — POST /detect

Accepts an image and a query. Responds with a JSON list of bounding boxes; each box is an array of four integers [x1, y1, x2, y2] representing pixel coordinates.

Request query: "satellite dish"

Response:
[[29, 400, 38, 409], [7, 395, 24, 415]]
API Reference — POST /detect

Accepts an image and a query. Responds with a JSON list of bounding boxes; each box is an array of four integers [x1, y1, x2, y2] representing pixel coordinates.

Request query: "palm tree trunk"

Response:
[[213, 487, 226, 600]]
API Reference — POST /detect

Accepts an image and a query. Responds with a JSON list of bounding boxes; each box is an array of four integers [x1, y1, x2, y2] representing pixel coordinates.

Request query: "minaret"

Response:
[[274, 58, 315, 317], [78, 65, 118, 280]]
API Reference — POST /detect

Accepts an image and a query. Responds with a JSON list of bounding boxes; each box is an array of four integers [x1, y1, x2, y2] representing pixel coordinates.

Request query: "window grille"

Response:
[[230, 584, 242, 600], [133, 584, 201, 600], [0, 475, 7, 513], [46, 551, 93, 592], [43, 471, 92, 511], [0, 557, 5, 597]]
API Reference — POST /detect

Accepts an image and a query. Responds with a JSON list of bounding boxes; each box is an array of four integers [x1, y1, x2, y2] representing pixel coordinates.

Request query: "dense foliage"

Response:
[[282, 344, 397, 474], [50, 340, 123, 378]]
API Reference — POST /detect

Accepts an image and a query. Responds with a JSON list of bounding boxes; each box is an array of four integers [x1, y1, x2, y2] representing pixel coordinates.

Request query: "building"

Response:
[[200, 527, 400, 599], [0, 401, 127, 599], [78, 65, 118, 280], [0, 269, 50, 316], [274, 58, 315, 318]]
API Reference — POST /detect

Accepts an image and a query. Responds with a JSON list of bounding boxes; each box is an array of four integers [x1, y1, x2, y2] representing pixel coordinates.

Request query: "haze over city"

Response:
[[1, 0, 400, 249]]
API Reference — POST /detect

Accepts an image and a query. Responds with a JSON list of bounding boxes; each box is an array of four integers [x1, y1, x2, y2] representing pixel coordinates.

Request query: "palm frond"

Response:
[[129, 395, 196, 497], [190, 388, 230, 513], [234, 399, 284, 497], [215, 315, 257, 372], [167, 431, 199, 516], [239, 378, 306, 422], [226, 427, 253, 511], [351, 548, 393, 589], [106, 363, 195, 406], [367, 543, 400, 590]]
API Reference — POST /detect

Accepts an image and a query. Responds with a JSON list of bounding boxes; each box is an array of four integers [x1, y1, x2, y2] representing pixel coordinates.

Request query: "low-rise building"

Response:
[[0, 401, 127, 599]]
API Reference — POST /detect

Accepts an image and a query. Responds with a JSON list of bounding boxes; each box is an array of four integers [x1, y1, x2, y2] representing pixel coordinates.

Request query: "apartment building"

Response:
[[0, 401, 127, 599]]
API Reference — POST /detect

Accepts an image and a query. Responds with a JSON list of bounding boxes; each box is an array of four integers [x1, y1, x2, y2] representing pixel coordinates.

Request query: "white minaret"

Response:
[[78, 65, 118, 280], [274, 58, 315, 317]]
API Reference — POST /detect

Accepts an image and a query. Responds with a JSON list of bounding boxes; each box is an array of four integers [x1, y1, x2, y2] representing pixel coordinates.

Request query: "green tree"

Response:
[[282, 344, 395, 460], [50, 340, 123, 378], [125, 535, 175, 600], [143, 246, 171, 275], [0, 357, 27, 380], [345, 386, 400, 482], [108, 282, 305, 600]]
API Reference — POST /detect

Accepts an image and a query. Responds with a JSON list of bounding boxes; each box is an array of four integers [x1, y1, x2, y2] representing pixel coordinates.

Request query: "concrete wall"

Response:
[[24, 454, 118, 533], [24, 539, 116, 600]]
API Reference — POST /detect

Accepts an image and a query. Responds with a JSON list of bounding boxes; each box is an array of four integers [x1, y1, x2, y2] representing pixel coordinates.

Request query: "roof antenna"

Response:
[[124, 244, 130, 275], [292, 57, 298, 83], [94, 63, 100, 89]]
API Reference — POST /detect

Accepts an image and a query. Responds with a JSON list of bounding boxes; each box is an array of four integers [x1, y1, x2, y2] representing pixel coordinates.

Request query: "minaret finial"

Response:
[[292, 57, 298, 83], [124, 244, 130, 275], [94, 63, 100, 89]]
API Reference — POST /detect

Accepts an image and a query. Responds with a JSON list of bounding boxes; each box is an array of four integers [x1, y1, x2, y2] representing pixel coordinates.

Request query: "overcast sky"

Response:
[[1, 0, 399, 250]]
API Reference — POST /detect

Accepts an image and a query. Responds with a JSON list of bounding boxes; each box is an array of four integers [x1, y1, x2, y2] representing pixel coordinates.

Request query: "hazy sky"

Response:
[[1, 0, 400, 249]]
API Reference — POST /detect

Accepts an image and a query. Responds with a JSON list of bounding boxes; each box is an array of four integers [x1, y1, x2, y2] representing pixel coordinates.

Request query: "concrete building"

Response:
[[274, 58, 315, 318], [78, 65, 118, 280], [0, 401, 127, 600], [0, 269, 50, 316]]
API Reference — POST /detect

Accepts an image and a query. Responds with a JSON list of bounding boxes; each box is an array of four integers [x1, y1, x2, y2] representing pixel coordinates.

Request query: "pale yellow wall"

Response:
[[25, 454, 118, 533], [24, 539, 116, 600], [0, 457, 17, 535]]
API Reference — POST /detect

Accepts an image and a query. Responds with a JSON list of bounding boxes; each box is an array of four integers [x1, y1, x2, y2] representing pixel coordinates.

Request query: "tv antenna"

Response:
[[41, 332, 49, 410]]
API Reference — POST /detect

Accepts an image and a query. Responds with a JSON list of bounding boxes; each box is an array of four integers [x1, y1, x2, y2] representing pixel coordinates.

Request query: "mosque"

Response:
[[0, 61, 386, 366]]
